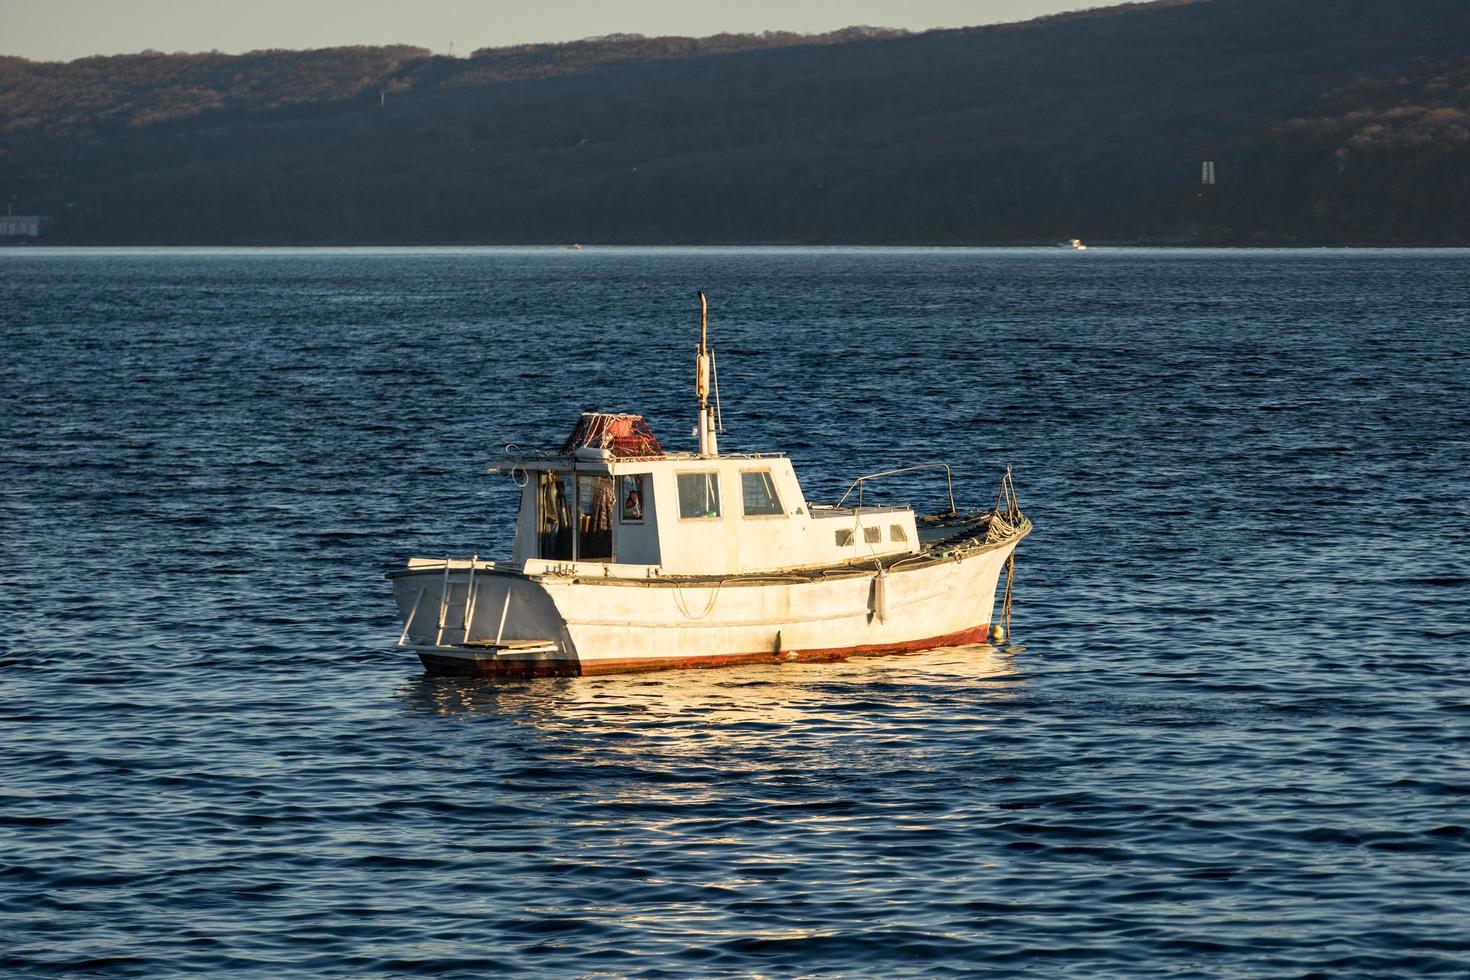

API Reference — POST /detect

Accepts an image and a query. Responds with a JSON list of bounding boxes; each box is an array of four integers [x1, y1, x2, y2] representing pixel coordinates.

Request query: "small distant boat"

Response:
[[568, 243, 582, 251], [1060, 238, 1088, 251], [388, 292, 1032, 677]]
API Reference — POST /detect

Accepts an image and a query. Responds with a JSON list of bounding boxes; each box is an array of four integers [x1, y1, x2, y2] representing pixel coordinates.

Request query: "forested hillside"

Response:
[[2, 0, 1467, 244]]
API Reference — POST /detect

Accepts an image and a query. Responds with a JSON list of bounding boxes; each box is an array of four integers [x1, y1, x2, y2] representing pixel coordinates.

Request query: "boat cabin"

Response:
[[493, 412, 919, 577]]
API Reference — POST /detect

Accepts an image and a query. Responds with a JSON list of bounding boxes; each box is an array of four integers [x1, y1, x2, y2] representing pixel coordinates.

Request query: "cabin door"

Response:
[[576, 475, 615, 561]]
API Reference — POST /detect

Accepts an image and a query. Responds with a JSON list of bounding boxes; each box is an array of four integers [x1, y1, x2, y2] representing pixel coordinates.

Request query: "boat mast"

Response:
[[696, 291, 719, 457]]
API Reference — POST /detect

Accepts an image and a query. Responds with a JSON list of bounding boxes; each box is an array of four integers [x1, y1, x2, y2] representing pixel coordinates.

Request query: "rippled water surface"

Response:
[[4, 247, 1469, 976]]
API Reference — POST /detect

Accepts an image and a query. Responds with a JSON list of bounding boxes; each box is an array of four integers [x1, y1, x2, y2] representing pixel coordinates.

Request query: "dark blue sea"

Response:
[[3, 247, 1469, 977]]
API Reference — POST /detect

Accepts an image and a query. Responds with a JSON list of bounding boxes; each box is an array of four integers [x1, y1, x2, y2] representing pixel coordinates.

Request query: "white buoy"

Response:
[[990, 623, 1006, 643]]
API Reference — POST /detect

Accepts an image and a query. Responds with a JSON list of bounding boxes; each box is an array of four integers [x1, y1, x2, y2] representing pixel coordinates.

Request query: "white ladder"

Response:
[[433, 555, 479, 647]]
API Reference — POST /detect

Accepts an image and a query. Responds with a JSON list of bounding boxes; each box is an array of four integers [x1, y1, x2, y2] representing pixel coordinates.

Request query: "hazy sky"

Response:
[[2, 0, 1132, 62]]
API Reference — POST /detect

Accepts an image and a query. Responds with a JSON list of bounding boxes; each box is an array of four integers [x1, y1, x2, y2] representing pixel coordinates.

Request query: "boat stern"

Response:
[[388, 559, 579, 677]]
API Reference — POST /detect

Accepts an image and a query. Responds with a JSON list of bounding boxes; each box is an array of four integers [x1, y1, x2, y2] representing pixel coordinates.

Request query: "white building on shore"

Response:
[[0, 214, 47, 238]]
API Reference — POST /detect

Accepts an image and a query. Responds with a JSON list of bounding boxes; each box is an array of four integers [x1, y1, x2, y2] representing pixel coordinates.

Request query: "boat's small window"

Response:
[[740, 470, 784, 517], [619, 474, 645, 523], [890, 524, 908, 542], [677, 471, 721, 519], [864, 526, 882, 544], [835, 528, 854, 546]]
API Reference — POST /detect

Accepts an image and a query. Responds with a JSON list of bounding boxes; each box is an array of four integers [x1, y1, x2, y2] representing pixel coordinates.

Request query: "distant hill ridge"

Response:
[[2, 0, 1467, 245], [0, 28, 911, 135]]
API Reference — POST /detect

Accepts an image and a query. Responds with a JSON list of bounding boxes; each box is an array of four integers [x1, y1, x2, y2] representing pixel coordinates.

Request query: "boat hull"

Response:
[[390, 536, 1020, 678], [415, 623, 993, 677]]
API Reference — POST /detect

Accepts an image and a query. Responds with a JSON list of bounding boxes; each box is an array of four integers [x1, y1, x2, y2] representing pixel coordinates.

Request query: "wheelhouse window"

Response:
[[677, 472, 721, 519], [740, 470, 784, 517], [619, 474, 646, 523]]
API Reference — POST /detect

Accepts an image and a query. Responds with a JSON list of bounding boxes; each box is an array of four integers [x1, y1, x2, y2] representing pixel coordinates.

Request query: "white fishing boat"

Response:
[[1061, 238, 1088, 250], [388, 293, 1032, 677]]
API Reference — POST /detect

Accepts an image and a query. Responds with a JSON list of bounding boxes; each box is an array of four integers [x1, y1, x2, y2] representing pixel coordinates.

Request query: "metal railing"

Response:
[[834, 462, 956, 514]]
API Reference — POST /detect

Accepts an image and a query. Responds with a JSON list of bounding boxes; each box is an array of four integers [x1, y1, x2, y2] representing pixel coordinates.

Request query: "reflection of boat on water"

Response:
[[396, 643, 1026, 723], [388, 292, 1032, 678]]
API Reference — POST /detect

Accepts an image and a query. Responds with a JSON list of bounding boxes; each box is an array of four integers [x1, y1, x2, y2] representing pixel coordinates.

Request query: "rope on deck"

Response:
[[991, 466, 1022, 640]]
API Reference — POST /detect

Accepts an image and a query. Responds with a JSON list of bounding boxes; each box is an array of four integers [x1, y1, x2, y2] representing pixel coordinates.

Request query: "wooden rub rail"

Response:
[[454, 639, 558, 651]]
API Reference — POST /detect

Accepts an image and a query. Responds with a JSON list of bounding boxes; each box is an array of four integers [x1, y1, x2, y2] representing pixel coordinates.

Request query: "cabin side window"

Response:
[[537, 471, 573, 560], [740, 470, 784, 517], [835, 528, 854, 546], [676, 471, 721, 519], [619, 474, 646, 523], [864, 526, 882, 544], [890, 524, 908, 542]]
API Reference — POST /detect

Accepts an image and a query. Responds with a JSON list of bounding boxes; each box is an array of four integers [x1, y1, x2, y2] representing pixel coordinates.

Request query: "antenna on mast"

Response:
[[695, 291, 718, 457]]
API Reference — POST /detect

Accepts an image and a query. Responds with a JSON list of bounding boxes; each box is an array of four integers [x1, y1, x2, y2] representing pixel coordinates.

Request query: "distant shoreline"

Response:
[[6, 3, 1467, 250], [6, 241, 1470, 251]]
